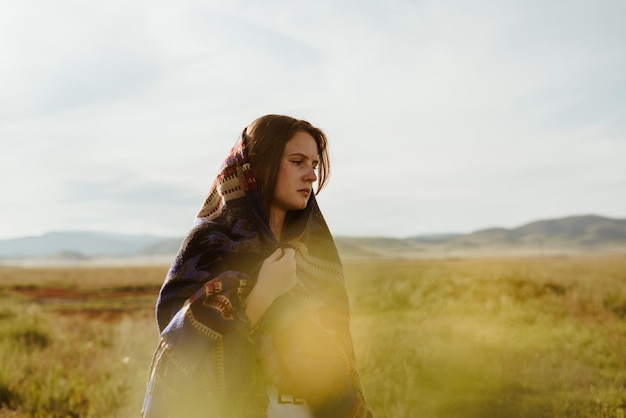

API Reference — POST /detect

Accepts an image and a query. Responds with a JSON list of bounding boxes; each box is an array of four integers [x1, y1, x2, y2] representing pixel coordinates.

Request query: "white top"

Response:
[[266, 385, 313, 418]]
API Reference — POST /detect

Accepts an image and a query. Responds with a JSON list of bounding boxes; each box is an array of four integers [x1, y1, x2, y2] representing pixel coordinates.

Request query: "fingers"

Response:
[[267, 248, 284, 261], [263, 248, 296, 268], [267, 247, 295, 261], [281, 248, 295, 260]]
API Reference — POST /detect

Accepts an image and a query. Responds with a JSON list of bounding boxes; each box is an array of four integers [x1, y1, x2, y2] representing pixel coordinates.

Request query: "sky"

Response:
[[1, 0, 625, 240]]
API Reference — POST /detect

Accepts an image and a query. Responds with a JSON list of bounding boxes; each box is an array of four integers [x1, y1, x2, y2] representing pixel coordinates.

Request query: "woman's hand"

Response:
[[245, 248, 297, 327]]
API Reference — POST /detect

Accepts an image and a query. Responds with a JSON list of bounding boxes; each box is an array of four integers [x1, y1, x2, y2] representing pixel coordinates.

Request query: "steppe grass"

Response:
[[0, 266, 165, 418], [0, 256, 624, 417], [347, 256, 626, 418]]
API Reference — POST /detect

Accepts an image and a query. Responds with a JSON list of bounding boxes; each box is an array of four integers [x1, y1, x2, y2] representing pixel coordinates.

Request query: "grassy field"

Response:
[[0, 255, 625, 417]]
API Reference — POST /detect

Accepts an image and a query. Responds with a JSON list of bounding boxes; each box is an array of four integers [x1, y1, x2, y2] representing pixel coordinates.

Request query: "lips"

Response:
[[298, 189, 311, 196]]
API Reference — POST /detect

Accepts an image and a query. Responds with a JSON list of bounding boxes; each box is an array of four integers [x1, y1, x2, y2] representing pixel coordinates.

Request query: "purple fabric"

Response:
[[142, 133, 372, 417]]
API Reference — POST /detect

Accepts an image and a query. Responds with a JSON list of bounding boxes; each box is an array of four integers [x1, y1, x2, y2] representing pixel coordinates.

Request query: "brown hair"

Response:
[[244, 114, 330, 214]]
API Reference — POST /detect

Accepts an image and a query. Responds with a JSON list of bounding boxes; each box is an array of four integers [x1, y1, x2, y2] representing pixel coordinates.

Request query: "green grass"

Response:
[[0, 256, 625, 417], [0, 265, 164, 417], [347, 256, 626, 417]]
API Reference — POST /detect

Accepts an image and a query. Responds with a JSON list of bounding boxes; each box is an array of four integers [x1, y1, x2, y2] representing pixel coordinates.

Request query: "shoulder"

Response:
[[183, 220, 231, 248], [184, 218, 263, 255]]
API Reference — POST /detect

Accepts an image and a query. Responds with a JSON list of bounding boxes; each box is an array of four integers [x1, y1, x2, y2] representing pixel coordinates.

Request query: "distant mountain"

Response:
[[137, 238, 185, 256], [450, 215, 626, 249], [410, 233, 464, 243], [333, 215, 626, 258], [0, 231, 168, 258], [1, 215, 624, 263]]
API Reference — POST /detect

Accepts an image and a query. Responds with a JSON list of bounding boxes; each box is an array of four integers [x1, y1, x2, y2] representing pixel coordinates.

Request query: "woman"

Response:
[[142, 115, 372, 417]]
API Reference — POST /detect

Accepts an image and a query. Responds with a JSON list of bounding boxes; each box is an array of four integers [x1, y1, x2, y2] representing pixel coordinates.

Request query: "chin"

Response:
[[291, 200, 308, 211]]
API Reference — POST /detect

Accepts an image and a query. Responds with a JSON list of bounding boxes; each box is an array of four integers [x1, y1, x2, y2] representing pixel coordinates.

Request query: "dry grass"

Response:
[[0, 255, 625, 417], [347, 255, 626, 417]]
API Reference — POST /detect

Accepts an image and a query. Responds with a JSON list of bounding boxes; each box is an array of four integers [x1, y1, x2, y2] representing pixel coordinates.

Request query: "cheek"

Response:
[[275, 166, 292, 194], [279, 166, 297, 183]]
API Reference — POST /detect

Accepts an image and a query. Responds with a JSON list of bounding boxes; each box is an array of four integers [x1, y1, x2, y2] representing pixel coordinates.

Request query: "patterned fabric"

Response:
[[142, 131, 372, 418]]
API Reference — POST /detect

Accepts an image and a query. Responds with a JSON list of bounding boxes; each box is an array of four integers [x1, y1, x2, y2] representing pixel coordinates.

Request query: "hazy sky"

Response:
[[1, 0, 625, 239]]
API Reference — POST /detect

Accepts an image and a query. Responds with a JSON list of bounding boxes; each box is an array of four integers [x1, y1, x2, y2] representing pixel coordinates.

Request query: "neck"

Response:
[[269, 207, 286, 241]]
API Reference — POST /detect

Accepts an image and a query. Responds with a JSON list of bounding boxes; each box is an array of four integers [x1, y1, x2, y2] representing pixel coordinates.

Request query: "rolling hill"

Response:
[[1, 215, 624, 264], [0, 231, 166, 258]]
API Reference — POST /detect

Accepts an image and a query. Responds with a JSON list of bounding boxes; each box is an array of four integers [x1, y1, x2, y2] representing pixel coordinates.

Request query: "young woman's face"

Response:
[[271, 131, 319, 215]]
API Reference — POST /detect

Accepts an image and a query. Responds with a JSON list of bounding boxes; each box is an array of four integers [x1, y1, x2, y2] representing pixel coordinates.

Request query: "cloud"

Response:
[[0, 0, 625, 239], [0, 2, 167, 119]]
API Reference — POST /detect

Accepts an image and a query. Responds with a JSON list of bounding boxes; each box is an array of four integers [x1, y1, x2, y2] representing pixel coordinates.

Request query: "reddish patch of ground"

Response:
[[12, 286, 158, 300], [11, 286, 159, 322], [54, 307, 154, 322]]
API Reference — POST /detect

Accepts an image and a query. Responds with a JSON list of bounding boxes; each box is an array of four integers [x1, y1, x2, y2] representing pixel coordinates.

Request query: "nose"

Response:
[[304, 165, 317, 183]]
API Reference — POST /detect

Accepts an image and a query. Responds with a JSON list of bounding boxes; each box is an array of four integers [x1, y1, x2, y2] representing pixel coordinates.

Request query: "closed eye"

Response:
[[286, 153, 319, 170]]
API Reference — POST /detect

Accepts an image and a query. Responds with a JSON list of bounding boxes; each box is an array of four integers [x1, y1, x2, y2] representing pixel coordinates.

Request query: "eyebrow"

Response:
[[288, 152, 319, 163]]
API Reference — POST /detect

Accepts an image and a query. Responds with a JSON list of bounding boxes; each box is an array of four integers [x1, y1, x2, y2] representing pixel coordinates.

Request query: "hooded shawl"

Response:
[[142, 132, 372, 418]]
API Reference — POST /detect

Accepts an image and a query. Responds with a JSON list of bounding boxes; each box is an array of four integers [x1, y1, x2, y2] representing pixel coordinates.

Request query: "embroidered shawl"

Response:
[[142, 131, 372, 418]]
